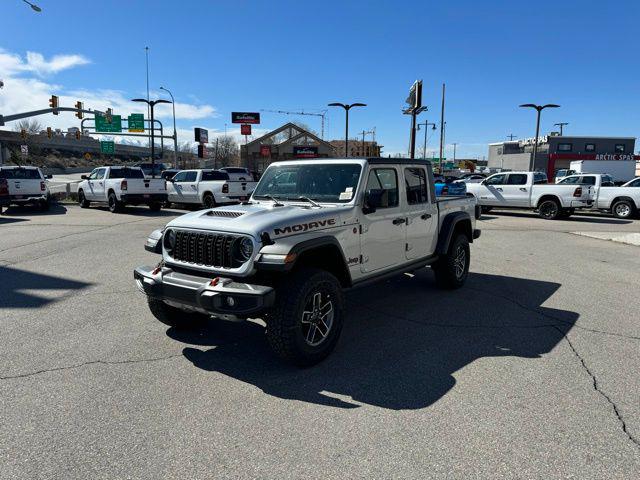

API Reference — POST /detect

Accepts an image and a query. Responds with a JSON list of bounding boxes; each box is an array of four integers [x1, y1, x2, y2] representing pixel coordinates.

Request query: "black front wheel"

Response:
[[266, 268, 345, 366], [148, 202, 162, 211], [78, 190, 90, 208], [432, 234, 470, 289]]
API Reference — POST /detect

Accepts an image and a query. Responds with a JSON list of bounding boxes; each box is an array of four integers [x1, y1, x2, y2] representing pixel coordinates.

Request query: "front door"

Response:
[[90, 168, 106, 200], [360, 166, 406, 273], [481, 173, 507, 206], [168, 171, 195, 203], [404, 166, 437, 260]]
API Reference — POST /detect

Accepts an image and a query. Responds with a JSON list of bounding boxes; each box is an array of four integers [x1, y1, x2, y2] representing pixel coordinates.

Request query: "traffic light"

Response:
[[105, 108, 113, 124], [46, 127, 52, 139], [49, 95, 59, 115], [20, 128, 27, 140], [75, 130, 81, 140], [75, 101, 84, 119]]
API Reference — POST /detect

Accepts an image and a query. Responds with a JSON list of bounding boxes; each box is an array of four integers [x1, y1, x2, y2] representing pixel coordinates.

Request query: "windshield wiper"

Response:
[[296, 196, 322, 207], [254, 194, 284, 206]]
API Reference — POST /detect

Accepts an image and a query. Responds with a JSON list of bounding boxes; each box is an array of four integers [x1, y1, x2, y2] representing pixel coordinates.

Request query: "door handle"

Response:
[[519, 187, 527, 191], [496, 187, 503, 191], [392, 218, 406, 225], [421, 213, 432, 220]]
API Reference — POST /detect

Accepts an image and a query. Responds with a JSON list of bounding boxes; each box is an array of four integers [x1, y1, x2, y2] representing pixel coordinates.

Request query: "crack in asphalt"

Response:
[[553, 325, 640, 449], [0, 353, 183, 381]]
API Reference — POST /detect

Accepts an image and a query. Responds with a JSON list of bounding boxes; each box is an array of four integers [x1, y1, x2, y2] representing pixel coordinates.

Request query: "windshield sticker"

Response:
[[274, 218, 337, 236], [339, 190, 353, 201]]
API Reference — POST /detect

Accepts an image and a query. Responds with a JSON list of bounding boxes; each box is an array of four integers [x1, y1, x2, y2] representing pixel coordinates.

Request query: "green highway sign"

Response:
[[100, 141, 115, 155], [95, 114, 122, 133], [128, 113, 145, 132]]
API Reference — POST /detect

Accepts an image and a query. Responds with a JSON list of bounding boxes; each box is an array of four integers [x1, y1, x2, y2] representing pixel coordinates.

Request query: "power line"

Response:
[[260, 109, 328, 139]]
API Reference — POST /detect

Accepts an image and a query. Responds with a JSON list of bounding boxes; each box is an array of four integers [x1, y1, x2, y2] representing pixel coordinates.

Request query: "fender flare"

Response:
[[436, 211, 473, 255]]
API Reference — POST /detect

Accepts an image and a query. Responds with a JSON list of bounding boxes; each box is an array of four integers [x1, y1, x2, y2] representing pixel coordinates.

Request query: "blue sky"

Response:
[[1, 0, 639, 158]]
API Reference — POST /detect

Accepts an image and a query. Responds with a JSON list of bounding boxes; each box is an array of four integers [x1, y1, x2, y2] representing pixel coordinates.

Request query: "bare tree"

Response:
[[213, 136, 239, 167], [14, 118, 43, 134]]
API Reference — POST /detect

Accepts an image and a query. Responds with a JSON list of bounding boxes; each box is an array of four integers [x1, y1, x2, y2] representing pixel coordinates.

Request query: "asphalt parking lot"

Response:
[[1, 204, 639, 479]]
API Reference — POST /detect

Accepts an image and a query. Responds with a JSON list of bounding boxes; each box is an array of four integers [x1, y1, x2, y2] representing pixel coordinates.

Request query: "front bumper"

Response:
[[134, 265, 275, 318], [121, 193, 168, 203]]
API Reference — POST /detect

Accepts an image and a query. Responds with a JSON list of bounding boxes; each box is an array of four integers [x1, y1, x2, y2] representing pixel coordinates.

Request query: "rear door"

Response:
[[360, 165, 406, 273], [404, 166, 438, 260], [500, 173, 530, 207]]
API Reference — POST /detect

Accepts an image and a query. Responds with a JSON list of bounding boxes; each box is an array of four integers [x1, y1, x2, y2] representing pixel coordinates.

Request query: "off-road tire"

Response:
[[78, 190, 90, 208], [266, 268, 345, 367], [480, 206, 492, 214], [39, 197, 50, 211], [558, 208, 574, 219], [612, 200, 634, 219], [147, 297, 208, 329], [203, 193, 216, 209], [108, 192, 123, 213], [538, 199, 561, 220], [148, 202, 162, 212], [432, 234, 470, 289]]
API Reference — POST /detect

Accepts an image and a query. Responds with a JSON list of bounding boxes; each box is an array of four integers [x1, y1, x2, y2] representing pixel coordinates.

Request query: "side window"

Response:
[[405, 167, 428, 204], [172, 171, 187, 182], [558, 143, 573, 152], [506, 174, 528, 185], [96, 168, 106, 179], [184, 171, 198, 182], [88, 169, 100, 180], [615, 144, 625, 153], [560, 176, 580, 184], [366, 168, 398, 208], [485, 174, 506, 186], [580, 176, 596, 185], [533, 172, 548, 184], [585, 143, 596, 152], [629, 179, 640, 187]]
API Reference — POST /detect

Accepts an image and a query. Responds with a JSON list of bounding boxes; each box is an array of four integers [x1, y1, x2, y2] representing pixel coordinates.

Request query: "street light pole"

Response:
[[160, 86, 178, 169], [328, 102, 366, 157], [417, 121, 436, 159], [520, 103, 560, 171], [132, 98, 172, 177], [22, 0, 41, 12]]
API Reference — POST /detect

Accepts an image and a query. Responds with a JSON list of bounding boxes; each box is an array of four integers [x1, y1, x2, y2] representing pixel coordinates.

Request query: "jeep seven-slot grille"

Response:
[[172, 230, 240, 268]]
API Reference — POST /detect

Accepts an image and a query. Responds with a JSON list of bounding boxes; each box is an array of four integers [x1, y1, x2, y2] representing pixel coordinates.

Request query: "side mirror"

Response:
[[363, 189, 388, 215], [81, 175, 88, 180], [45, 174, 53, 179]]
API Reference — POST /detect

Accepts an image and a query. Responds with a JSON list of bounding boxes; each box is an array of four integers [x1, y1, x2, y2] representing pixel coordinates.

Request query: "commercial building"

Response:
[[488, 134, 639, 178], [241, 123, 336, 173], [329, 139, 382, 158]]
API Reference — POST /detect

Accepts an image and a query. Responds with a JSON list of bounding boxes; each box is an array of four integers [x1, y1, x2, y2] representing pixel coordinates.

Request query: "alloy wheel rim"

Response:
[[615, 204, 630, 217], [541, 202, 557, 218], [454, 245, 466, 279], [301, 290, 334, 347]]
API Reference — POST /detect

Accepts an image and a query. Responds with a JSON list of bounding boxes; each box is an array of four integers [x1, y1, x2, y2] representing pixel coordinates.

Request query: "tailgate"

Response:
[[127, 179, 166, 194], [227, 181, 256, 196], [8, 179, 43, 196]]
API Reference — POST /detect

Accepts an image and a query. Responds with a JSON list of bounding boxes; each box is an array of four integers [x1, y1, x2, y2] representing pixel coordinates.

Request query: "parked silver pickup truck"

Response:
[[135, 158, 480, 365]]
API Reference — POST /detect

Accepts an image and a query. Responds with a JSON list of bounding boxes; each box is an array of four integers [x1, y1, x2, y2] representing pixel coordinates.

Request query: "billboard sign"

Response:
[[405, 80, 423, 112], [95, 114, 122, 133], [260, 145, 271, 157], [128, 113, 145, 132], [197, 144, 208, 158], [232, 112, 260, 124], [293, 146, 318, 158], [240, 124, 252, 136], [194, 127, 208, 143]]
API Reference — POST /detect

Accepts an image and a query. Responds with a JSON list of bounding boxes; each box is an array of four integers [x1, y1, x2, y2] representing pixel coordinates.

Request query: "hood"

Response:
[[166, 202, 350, 239]]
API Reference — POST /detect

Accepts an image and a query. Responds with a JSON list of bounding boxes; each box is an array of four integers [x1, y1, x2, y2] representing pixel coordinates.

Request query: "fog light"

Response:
[[226, 297, 235, 307]]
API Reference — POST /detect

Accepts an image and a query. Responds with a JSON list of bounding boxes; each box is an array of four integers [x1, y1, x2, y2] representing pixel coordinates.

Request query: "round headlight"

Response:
[[237, 237, 253, 261], [164, 229, 176, 252]]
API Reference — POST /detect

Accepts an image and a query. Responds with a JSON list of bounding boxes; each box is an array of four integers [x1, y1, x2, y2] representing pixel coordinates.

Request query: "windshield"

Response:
[[253, 163, 362, 203], [109, 168, 144, 179], [0, 168, 41, 179]]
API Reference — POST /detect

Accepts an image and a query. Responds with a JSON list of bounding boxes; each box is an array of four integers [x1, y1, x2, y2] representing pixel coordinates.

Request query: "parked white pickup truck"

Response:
[[466, 171, 594, 219], [167, 169, 257, 209], [558, 173, 640, 219], [77, 166, 168, 213], [135, 158, 480, 365], [0, 165, 52, 211]]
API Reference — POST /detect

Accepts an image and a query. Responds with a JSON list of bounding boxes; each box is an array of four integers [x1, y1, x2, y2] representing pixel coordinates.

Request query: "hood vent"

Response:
[[205, 210, 245, 218]]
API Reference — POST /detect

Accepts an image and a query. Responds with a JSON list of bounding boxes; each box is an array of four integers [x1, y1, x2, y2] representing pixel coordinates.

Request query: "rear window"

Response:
[[108, 168, 144, 179], [0, 168, 42, 179], [223, 168, 247, 174], [202, 171, 229, 181]]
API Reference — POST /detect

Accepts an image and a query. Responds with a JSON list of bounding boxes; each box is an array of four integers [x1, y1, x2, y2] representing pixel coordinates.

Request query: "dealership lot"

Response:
[[1, 205, 639, 479]]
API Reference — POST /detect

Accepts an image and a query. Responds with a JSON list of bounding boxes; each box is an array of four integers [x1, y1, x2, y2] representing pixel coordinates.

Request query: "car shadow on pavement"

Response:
[[486, 210, 634, 224], [92, 206, 181, 217], [0, 266, 92, 309], [168, 270, 578, 410], [1, 203, 68, 217]]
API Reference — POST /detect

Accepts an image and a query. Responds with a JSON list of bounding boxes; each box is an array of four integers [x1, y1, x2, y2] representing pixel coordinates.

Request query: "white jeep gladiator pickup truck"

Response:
[[77, 166, 168, 213], [466, 171, 594, 219], [167, 169, 256, 209], [558, 173, 640, 219], [0, 165, 52, 211], [134, 158, 480, 366]]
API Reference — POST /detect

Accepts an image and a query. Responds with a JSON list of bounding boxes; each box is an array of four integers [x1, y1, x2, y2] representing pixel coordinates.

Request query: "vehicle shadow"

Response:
[[92, 206, 181, 217], [0, 265, 93, 309], [168, 271, 578, 410], [487, 210, 633, 224], [0, 203, 68, 217]]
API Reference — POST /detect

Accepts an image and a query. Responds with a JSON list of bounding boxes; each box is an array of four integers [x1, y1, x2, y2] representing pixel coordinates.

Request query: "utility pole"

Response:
[[438, 83, 446, 172], [145, 47, 151, 157], [507, 133, 517, 140], [453, 142, 458, 162], [554, 122, 568, 136]]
